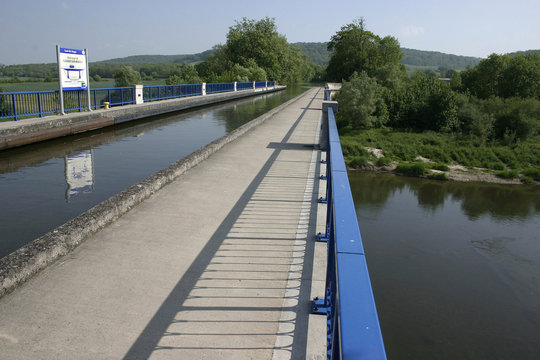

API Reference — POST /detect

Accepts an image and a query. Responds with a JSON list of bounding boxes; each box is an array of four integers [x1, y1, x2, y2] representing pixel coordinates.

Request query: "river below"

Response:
[[0, 86, 309, 259], [349, 171, 540, 359]]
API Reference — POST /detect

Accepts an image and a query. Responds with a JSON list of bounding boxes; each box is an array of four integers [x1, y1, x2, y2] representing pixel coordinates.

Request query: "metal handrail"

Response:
[[144, 84, 202, 102], [0, 81, 275, 121], [315, 103, 387, 359], [206, 82, 235, 94]]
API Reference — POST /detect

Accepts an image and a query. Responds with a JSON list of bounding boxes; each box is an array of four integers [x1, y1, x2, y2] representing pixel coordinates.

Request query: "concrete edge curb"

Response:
[[0, 88, 312, 299]]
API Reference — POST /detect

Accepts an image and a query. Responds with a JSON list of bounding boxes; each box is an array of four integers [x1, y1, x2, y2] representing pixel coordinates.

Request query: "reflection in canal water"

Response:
[[65, 150, 94, 200], [349, 171, 540, 359], [0, 86, 308, 259]]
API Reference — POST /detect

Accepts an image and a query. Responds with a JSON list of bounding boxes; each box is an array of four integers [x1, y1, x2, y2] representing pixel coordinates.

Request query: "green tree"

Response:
[[326, 18, 403, 82], [196, 18, 312, 84], [336, 71, 389, 129], [499, 53, 540, 99], [460, 54, 511, 98], [113, 66, 141, 87]]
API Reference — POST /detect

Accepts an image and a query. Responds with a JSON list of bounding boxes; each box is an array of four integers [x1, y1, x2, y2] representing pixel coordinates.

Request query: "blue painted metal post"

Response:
[[11, 94, 18, 121], [38, 92, 43, 117]]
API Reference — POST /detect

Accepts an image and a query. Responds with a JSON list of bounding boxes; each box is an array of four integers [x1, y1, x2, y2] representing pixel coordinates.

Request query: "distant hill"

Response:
[[95, 50, 213, 65], [401, 48, 481, 69], [291, 42, 331, 66], [508, 49, 540, 57], [291, 42, 482, 70]]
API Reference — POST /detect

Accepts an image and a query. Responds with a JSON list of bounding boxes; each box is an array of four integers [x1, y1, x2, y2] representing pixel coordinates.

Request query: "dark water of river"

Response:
[[349, 171, 540, 359], [0, 86, 309, 259]]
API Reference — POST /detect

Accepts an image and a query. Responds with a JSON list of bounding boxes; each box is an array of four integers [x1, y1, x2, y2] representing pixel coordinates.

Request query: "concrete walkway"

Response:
[[0, 88, 327, 359]]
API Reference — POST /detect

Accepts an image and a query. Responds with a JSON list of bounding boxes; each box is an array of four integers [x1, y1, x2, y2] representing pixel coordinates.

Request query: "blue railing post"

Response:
[[313, 98, 386, 360], [37, 92, 43, 117], [11, 94, 18, 121]]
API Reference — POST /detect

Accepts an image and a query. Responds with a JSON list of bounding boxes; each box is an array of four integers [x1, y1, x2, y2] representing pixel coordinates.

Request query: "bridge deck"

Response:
[[0, 88, 327, 359]]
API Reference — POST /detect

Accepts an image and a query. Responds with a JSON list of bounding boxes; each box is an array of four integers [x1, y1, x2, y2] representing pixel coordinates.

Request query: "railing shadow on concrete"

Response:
[[121, 89, 320, 359], [313, 89, 387, 359]]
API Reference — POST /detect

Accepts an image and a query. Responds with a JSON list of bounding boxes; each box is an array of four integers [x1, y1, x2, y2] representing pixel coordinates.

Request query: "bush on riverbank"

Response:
[[340, 128, 540, 182], [396, 162, 427, 176], [341, 128, 540, 169]]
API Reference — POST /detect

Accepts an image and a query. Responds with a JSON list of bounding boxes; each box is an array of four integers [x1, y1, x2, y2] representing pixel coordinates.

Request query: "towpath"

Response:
[[0, 88, 326, 359]]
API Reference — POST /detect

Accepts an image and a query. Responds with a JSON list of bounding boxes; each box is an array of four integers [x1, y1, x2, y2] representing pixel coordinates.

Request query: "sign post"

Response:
[[56, 46, 91, 115]]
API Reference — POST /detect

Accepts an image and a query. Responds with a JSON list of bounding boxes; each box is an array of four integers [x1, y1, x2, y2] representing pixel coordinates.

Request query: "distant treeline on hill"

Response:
[[1, 44, 538, 81]]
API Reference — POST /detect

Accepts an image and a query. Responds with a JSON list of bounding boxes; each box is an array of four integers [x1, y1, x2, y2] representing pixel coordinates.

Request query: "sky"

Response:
[[1, 0, 539, 65]]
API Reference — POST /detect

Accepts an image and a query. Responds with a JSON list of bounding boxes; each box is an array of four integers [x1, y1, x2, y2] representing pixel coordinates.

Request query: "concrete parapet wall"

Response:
[[0, 88, 302, 299], [0, 86, 286, 151]]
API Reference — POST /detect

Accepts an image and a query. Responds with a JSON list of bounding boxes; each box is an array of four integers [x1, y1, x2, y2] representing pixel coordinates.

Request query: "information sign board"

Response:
[[58, 47, 88, 90]]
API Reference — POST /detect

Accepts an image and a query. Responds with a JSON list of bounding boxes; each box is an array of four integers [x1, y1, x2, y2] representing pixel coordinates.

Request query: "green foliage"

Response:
[[431, 163, 450, 171], [336, 71, 389, 129], [388, 72, 459, 132], [460, 53, 540, 100], [347, 155, 370, 168], [326, 18, 403, 82], [220, 17, 312, 84], [113, 66, 142, 87], [376, 157, 392, 166], [340, 128, 540, 170], [427, 172, 449, 181], [396, 162, 427, 176], [165, 64, 201, 85], [495, 169, 519, 179], [523, 167, 540, 180]]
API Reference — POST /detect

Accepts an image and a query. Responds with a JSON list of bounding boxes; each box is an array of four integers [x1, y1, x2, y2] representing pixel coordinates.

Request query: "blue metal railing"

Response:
[[237, 82, 253, 90], [89, 87, 135, 109], [315, 101, 386, 359], [0, 81, 274, 121], [206, 82, 235, 94], [0, 87, 134, 120], [144, 84, 202, 102]]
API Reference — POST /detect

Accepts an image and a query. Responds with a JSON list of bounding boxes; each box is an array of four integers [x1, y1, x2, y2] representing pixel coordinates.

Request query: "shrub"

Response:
[[522, 176, 535, 184], [428, 172, 449, 181], [336, 71, 389, 129], [495, 169, 519, 179], [376, 157, 392, 166], [346, 155, 369, 168], [523, 167, 540, 180], [395, 162, 426, 176]]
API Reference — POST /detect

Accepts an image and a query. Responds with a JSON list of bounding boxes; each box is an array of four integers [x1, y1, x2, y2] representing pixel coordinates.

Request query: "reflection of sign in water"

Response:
[[58, 47, 88, 90], [65, 150, 94, 200]]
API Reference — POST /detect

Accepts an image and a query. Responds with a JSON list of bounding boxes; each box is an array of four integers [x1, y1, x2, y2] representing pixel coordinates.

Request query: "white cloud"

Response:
[[60, 2, 71, 9], [401, 25, 425, 38]]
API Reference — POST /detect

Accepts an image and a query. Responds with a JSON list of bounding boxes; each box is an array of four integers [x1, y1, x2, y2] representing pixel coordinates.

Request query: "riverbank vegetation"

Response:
[[330, 19, 540, 184]]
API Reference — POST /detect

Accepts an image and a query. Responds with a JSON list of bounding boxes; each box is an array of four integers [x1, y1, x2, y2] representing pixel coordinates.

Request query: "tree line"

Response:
[[331, 19, 540, 145], [1, 18, 322, 87]]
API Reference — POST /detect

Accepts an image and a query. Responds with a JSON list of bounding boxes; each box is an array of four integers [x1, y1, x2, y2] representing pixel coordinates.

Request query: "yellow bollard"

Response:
[[104, 102, 110, 109]]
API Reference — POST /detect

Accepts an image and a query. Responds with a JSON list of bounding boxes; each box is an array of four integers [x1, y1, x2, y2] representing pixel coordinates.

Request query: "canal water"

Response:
[[349, 171, 540, 359], [0, 86, 309, 259]]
